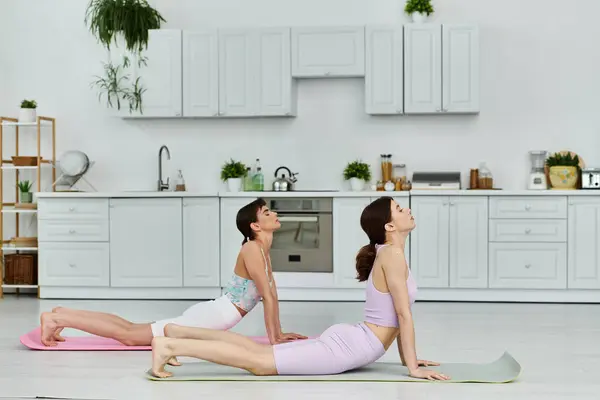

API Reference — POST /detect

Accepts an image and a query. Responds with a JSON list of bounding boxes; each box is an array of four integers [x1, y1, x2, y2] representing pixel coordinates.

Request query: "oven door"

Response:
[[270, 213, 333, 273]]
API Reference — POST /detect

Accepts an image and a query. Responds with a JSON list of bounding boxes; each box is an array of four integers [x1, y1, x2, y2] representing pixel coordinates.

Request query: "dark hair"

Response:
[[356, 196, 393, 282], [236, 198, 267, 245]]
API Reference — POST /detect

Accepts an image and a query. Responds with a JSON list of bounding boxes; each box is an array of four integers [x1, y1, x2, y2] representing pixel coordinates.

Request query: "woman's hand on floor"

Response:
[[409, 367, 450, 381], [417, 359, 440, 367]]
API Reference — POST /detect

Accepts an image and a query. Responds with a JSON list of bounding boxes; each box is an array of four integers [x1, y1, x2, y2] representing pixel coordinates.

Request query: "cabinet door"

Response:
[[568, 198, 600, 289], [183, 30, 219, 117], [109, 199, 183, 287], [442, 25, 480, 113], [220, 198, 251, 285], [183, 198, 220, 287], [403, 24, 442, 114], [218, 29, 256, 116], [38, 242, 110, 287], [448, 196, 488, 288], [333, 197, 372, 288], [291, 26, 365, 77], [121, 29, 183, 117], [365, 26, 403, 115], [257, 28, 296, 116], [410, 197, 449, 287]]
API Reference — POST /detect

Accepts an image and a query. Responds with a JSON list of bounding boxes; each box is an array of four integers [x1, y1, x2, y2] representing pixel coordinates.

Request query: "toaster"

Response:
[[581, 168, 600, 189]]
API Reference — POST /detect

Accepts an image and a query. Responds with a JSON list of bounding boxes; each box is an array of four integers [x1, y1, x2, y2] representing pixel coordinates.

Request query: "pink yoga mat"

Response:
[[20, 327, 275, 351]]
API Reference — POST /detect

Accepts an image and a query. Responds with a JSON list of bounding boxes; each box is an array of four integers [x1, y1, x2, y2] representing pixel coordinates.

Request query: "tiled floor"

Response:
[[0, 295, 597, 399]]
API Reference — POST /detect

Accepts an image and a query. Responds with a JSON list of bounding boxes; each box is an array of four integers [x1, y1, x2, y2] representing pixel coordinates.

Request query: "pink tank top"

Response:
[[364, 244, 418, 328]]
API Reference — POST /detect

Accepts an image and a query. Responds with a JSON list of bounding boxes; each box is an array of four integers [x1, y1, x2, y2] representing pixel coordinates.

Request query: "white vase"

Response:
[[227, 177, 242, 192], [19, 108, 37, 123], [411, 12, 428, 23], [349, 177, 365, 191]]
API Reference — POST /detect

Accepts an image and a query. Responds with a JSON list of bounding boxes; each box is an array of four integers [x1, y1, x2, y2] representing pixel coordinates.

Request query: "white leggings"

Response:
[[150, 294, 243, 337]]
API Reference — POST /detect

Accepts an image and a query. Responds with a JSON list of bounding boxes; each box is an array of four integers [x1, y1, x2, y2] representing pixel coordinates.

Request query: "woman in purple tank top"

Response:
[[149, 196, 449, 381]]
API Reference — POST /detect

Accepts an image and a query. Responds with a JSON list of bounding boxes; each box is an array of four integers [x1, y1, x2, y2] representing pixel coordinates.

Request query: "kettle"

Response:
[[272, 166, 298, 191]]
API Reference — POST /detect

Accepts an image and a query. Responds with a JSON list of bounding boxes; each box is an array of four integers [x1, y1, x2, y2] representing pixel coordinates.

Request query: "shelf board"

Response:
[[2, 165, 41, 170], [1, 247, 38, 251], [2, 284, 38, 289], [1, 121, 52, 127], [1, 207, 37, 214]]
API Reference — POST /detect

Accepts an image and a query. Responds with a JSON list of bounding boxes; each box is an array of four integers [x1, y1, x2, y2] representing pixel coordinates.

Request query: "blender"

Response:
[[528, 151, 548, 190]]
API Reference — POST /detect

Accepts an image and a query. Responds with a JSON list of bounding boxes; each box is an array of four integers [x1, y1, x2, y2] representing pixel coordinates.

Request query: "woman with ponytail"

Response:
[[150, 196, 449, 382], [40, 198, 306, 348]]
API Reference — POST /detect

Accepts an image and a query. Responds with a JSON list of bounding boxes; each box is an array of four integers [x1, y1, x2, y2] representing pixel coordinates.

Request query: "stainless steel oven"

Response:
[[263, 197, 333, 273]]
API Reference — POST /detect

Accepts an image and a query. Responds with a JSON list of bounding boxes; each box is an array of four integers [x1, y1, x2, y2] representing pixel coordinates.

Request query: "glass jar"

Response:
[[394, 164, 406, 184], [380, 154, 393, 183], [477, 162, 493, 189], [376, 180, 385, 191], [401, 180, 412, 191]]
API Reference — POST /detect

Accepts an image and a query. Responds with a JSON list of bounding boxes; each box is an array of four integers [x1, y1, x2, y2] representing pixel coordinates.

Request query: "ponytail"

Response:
[[356, 243, 377, 282], [241, 237, 250, 245]]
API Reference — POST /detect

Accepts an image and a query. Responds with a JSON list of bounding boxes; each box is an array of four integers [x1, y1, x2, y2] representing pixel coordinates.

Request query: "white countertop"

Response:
[[33, 189, 600, 199], [409, 189, 600, 196]]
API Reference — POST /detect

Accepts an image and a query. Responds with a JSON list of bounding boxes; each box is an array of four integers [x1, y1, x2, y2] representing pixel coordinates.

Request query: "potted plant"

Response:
[[85, 0, 166, 114], [18, 180, 33, 203], [404, 0, 434, 23], [545, 151, 580, 190], [221, 159, 247, 192], [19, 100, 37, 123], [343, 160, 372, 191]]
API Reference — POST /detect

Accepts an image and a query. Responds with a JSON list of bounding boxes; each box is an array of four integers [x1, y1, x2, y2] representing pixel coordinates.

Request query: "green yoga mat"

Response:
[[146, 351, 521, 383]]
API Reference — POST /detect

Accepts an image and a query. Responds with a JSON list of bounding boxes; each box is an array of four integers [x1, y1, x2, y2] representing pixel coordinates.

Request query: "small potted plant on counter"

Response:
[[18, 180, 33, 203], [19, 99, 37, 123], [221, 158, 247, 192], [546, 151, 580, 190], [404, 0, 434, 23], [343, 160, 371, 191]]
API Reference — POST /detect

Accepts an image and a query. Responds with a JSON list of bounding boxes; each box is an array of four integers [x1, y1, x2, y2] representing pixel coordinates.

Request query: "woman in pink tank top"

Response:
[[149, 196, 449, 381]]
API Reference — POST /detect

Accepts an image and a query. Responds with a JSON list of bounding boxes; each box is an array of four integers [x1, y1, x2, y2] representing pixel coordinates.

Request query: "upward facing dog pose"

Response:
[[39, 198, 306, 347], [150, 196, 449, 381]]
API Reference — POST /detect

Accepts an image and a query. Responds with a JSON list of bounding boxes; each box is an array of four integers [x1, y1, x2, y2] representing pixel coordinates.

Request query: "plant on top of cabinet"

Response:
[[19, 99, 37, 123], [404, 0, 434, 23], [545, 151, 580, 190], [221, 159, 248, 192], [343, 160, 371, 191], [84, 0, 166, 114]]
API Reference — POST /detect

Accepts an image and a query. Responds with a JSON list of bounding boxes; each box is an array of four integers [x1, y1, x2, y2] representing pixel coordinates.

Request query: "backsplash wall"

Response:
[[1, 0, 599, 193]]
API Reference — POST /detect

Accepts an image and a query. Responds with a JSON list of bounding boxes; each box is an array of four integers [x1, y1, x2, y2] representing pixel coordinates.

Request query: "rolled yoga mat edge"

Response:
[[145, 351, 522, 383]]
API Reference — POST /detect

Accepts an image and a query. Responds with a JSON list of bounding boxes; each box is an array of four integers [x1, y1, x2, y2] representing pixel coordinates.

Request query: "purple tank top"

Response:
[[364, 244, 418, 328]]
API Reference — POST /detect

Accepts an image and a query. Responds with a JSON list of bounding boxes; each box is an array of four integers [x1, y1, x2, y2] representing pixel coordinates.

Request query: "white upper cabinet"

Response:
[[183, 30, 219, 117], [120, 29, 183, 118], [442, 24, 480, 113], [365, 26, 404, 115], [291, 26, 365, 77], [404, 24, 479, 114], [217, 27, 295, 117]]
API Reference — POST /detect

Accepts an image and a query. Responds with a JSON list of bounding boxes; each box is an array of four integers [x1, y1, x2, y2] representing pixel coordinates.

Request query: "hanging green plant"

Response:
[[84, 0, 166, 114]]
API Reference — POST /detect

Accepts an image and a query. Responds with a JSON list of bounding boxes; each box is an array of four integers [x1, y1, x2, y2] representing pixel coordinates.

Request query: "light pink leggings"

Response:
[[272, 322, 386, 375]]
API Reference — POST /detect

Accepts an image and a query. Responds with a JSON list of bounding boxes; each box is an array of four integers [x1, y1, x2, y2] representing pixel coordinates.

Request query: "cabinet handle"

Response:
[[325, 71, 331, 76], [449, 201, 455, 206], [525, 263, 531, 269], [69, 229, 76, 234], [68, 207, 75, 212], [442, 201, 448, 205], [69, 263, 76, 268], [436, 109, 442, 112], [175, 113, 181, 117], [525, 228, 531, 234], [525, 205, 531, 210]]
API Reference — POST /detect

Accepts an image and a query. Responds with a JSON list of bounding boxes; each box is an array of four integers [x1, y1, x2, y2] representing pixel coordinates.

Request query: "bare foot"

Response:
[[40, 312, 59, 347], [151, 337, 175, 378], [53, 327, 65, 342]]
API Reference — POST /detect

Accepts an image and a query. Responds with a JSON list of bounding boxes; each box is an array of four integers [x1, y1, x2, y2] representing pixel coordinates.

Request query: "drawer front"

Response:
[[39, 242, 109, 287], [489, 219, 567, 242], [489, 243, 566, 289], [39, 219, 109, 242], [489, 197, 567, 219], [38, 199, 109, 220]]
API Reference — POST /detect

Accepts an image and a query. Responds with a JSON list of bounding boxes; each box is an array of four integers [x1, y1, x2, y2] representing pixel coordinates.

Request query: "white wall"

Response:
[[1, 0, 599, 195]]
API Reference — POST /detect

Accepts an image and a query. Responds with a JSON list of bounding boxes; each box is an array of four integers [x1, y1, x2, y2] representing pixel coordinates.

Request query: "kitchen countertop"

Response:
[[409, 189, 600, 196], [33, 189, 600, 199]]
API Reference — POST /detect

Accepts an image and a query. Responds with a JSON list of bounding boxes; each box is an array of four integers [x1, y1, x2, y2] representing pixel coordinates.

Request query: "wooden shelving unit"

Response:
[[0, 116, 56, 298]]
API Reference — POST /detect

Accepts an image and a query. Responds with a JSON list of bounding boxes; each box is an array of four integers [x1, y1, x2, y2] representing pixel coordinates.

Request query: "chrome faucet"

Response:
[[158, 145, 171, 191]]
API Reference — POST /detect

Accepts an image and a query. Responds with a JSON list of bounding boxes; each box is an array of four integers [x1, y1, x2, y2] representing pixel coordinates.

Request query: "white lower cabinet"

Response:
[[489, 242, 567, 289], [109, 198, 183, 287], [38, 242, 110, 287], [568, 197, 600, 289], [410, 196, 488, 288]]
